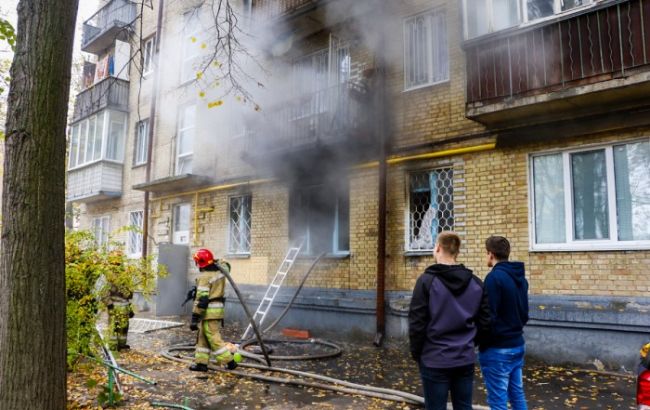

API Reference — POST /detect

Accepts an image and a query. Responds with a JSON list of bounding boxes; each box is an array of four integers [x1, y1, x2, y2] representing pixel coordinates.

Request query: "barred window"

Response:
[[229, 195, 252, 254], [128, 211, 143, 257], [408, 169, 454, 250]]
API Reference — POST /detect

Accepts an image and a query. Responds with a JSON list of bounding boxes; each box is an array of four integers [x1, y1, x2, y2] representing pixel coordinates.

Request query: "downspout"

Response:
[[374, 35, 388, 347], [142, 0, 165, 257]]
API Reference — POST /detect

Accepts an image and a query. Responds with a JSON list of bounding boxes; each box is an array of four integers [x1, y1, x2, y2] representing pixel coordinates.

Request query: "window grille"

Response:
[[229, 195, 252, 254], [408, 168, 455, 250]]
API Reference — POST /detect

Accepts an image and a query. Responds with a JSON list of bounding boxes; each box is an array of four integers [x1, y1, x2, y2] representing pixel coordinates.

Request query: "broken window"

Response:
[[289, 183, 349, 255], [408, 169, 455, 251], [229, 195, 252, 254]]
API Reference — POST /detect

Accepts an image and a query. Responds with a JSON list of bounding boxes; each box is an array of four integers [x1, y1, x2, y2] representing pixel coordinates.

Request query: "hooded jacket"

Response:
[[481, 261, 529, 350], [409, 264, 491, 368]]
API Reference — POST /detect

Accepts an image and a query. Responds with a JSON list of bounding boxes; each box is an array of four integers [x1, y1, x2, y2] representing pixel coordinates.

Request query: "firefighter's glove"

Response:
[[190, 313, 201, 331], [197, 296, 209, 310]]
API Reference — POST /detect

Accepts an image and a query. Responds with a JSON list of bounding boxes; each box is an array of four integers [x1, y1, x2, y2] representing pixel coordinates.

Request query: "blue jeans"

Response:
[[419, 363, 474, 410], [479, 345, 528, 410]]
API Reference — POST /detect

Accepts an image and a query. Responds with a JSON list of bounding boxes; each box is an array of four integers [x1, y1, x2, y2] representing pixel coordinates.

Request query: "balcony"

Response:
[[82, 0, 136, 54], [67, 161, 123, 203], [72, 77, 129, 123], [249, 81, 371, 149], [465, 0, 650, 129], [252, 0, 318, 19]]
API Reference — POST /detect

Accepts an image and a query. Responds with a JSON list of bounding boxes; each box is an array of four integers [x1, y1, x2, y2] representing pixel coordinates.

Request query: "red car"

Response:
[[639, 343, 650, 410]]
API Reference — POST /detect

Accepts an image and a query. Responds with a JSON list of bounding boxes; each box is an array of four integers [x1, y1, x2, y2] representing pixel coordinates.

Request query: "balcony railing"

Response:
[[465, 0, 650, 105], [252, 0, 317, 19], [82, 0, 136, 54], [72, 77, 129, 123], [247, 81, 370, 150], [67, 160, 123, 203]]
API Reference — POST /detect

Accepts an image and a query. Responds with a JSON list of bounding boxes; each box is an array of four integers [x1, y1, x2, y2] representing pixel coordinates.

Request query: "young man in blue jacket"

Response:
[[479, 236, 529, 410], [409, 231, 491, 410]]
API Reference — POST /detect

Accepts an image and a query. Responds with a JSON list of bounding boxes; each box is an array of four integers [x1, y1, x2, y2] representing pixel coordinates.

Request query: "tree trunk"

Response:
[[0, 1, 78, 409]]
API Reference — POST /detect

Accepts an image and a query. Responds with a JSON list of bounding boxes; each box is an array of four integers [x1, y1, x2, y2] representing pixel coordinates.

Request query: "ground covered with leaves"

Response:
[[67, 318, 636, 409]]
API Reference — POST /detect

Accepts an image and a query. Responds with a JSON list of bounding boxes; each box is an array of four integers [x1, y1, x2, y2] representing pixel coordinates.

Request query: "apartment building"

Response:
[[68, 0, 650, 367]]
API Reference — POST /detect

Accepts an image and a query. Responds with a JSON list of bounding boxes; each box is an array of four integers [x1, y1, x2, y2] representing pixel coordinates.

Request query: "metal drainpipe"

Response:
[[142, 0, 165, 258], [374, 42, 388, 347]]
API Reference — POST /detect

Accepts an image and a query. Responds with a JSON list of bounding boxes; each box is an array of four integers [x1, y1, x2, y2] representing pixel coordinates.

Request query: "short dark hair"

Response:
[[437, 231, 461, 257], [485, 236, 510, 260]]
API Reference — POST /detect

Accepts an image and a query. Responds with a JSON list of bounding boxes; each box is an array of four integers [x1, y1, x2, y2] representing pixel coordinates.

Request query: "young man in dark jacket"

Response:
[[479, 236, 529, 410], [409, 231, 491, 410]]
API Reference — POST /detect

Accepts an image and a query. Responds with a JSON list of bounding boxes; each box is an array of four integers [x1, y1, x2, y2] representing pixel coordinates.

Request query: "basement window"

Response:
[[530, 139, 650, 251], [229, 195, 252, 254], [408, 168, 455, 251], [289, 184, 350, 255]]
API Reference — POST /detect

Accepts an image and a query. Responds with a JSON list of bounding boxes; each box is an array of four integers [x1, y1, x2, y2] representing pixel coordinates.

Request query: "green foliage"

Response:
[[65, 229, 166, 369], [0, 18, 15, 51]]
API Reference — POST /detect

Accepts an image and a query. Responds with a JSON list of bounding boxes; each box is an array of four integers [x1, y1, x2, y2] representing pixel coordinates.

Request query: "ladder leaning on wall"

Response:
[[240, 242, 303, 341]]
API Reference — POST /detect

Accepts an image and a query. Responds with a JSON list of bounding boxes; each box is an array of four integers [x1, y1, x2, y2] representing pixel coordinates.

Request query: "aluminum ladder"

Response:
[[241, 243, 303, 340]]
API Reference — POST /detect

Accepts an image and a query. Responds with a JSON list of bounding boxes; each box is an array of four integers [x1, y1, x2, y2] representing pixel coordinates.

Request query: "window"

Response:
[[229, 195, 252, 254], [289, 184, 349, 255], [92, 216, 110, 246], [181, 12, 204, 83], [408, 168, 455, 251], [404, 9, 449, 90], [172, 203, 191, 245], [464, 0, 591, 39], [142, 36, 155, 76], [530, 140, 650, 250], [176, 105, 195, 175], [128, 211, 144, 257], [68, 111, 127, 169], [134, 119, 149, 166]]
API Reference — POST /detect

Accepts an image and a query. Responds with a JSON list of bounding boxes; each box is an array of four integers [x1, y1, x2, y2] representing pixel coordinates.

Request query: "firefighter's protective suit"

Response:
[[191, 260, 234, 368], [105, 285, 134, 351]]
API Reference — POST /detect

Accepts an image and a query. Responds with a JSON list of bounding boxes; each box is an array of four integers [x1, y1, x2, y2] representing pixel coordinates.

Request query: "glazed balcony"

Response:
[[465, 0, 650, 128], [82, 0, 136, 54], [67, 161, 123, 203]]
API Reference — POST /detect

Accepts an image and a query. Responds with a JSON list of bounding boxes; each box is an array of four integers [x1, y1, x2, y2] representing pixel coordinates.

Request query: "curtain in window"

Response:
[[572, 150, 609, 240], [614, 141, 650, 240], [533, 154, 566, 243], [428, 171, 439, 243]]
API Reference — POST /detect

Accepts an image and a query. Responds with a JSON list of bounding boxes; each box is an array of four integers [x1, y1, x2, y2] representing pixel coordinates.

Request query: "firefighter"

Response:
[[189, 248, 238, 372], [103, 251, 134, 351]]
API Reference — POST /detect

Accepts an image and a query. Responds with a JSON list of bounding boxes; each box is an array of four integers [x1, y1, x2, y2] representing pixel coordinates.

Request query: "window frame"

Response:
[[68, 110, 128, 170], [180, 11, 204, 85], [528, 138, 650, 252], [175, 104, 196, 175], [405, 166, 456, 252], [133, 118, 149, 167], [127, 210, 144, 257], [142, 36, 155, 77], [403, 8, 450, 92], [228, 194, 252, 255], [92, 215, 111, 247], [172, 203, 191, 245]]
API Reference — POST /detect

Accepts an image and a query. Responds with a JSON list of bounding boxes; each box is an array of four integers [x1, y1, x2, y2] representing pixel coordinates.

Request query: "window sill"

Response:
[[403, 79, 450, 93], [404, 250, 433, 257], [530, 242, 650, 252], [132, 162, 147, 169], [226, 253, 251, 259]]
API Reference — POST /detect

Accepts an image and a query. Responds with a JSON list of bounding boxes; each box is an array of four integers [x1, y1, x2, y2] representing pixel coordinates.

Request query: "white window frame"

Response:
[[127, 210, 144, 257], [403, 8, 449, 92], [142, 36, 155, 76], [92, 215, 111, 246], [228, 194, 252, 255], [529, 138, 650, 252], [68, 110, 128, 170], [175, 104, 195, 175], [134, 119, 149, 166], [172, 203, 191, 245], [462, 0, 593, 39], [180, 11, 204, 84]]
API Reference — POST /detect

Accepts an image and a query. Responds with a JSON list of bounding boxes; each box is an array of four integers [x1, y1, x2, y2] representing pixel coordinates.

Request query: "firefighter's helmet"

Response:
[[193, 248, 214, 269]]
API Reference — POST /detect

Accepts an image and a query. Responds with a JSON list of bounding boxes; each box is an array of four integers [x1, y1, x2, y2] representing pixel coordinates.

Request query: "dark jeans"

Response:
[[419, 363, 474, 410]]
